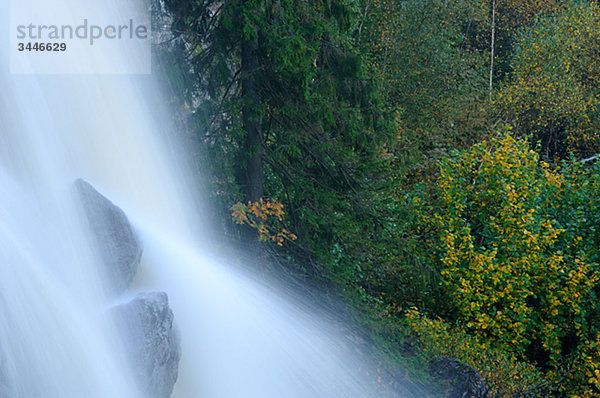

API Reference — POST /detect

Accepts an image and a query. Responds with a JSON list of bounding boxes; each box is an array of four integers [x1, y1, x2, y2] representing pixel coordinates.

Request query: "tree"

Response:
[[462, 0, 557, 89], [359, 0, 494, 182], [498, 1, 600, 160], [162, 0, 390, 274]]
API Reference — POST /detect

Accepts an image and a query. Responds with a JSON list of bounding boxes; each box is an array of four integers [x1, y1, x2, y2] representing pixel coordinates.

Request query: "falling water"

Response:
[[0, 1, 427, 397]]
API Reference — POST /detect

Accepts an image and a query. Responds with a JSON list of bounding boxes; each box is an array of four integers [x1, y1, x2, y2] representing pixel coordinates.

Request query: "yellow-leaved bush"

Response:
[[416, 132, 600, 395], [407, 308, 544, 396]]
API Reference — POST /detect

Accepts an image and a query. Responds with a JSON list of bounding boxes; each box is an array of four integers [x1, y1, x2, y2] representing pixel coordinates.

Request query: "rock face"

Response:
[[0, 357, 10, 398], [111, 292, 181, 398], [76, 180, 180, 397], [428, 357, 488, 398], [75, 179, 142, 294]]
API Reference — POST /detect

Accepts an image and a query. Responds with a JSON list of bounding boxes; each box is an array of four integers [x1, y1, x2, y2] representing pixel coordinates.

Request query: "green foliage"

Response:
[[158, 1, 600, 395], [498, 1, 600, 159], [162, 0, 393, 278], [473, 0, 558, 82], [429, 132, 600, 395], [360, 0, 490, 174], [407, 309, 546, 396]]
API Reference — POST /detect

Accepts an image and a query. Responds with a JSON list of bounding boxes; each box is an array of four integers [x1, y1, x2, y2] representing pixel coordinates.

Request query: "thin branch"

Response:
[[581, 153, 600, 163], [208, 68, 242, 131]]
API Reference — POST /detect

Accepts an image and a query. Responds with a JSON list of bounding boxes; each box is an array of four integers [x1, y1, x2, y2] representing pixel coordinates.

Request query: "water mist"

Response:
[[0, 1, 426, 396]]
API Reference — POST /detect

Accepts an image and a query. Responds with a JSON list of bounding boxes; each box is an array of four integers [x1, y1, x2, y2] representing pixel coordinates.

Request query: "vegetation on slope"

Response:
[[156, 0, 600, 395]]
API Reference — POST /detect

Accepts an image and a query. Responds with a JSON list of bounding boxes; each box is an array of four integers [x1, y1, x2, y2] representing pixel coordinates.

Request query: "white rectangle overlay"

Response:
[[10, 0, 151, 74]]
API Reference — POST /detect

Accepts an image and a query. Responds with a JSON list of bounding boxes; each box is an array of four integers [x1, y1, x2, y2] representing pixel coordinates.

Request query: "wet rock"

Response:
[[428, 357, 488, 398], [111, 292, 180, 398], [0, 361, 10, 397], [74, 179, 142, 294]]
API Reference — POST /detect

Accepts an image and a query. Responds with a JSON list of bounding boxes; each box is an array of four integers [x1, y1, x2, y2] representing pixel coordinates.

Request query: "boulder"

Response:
[[111, 292, 180, 398], [428, 357, 488, 398], [0, 358, 10, 397], [74, 179, 142, 294]]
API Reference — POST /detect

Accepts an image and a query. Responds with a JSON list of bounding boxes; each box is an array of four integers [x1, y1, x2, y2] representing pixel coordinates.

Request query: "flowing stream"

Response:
[[0, 1, 427, 397]]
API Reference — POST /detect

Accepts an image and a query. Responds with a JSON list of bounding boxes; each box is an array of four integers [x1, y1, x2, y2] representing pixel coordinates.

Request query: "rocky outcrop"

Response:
[[428, 357, 488, 398], [76, 180, 180, 397], [111, 292, 181, 398], [75, 179, 142, 294], [0, 356, 10, 398]]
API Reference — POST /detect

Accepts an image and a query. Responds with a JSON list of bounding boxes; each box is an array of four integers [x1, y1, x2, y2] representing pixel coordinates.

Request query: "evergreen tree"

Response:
[[162, 0, 390, 275]]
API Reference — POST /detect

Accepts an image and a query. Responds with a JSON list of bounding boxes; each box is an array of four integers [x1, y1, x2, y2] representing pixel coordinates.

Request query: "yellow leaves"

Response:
[[590, 369, 600, 389], [231, 198, 297, 245], [433, 132, 600, 390], [497, 1, 600, 157], [406, 309, 544, 396], [544, 167, 563, 188]]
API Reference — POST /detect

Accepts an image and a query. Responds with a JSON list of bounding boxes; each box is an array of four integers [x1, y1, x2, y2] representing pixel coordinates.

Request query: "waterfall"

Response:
[[1, 1, 425, 397]]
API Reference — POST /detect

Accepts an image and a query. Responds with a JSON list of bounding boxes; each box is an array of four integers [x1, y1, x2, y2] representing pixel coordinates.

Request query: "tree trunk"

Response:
[[489, 0, 496, 102], [241, 37, 263, 203], [239, 32, 264, 247]]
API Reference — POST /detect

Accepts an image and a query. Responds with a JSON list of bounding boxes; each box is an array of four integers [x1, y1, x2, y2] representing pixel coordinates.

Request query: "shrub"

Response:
[[428, 131, 600, 395]]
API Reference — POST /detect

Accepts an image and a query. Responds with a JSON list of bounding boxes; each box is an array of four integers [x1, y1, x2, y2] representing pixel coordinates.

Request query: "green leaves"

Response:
[[159, 1, 600, 394], [498, 1, 600, 160], [430, 132, 600, 394], [162, 0, 390, 276]]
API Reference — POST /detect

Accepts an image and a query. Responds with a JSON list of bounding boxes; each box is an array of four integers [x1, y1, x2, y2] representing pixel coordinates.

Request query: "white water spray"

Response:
[[1, 1, 424, 397]]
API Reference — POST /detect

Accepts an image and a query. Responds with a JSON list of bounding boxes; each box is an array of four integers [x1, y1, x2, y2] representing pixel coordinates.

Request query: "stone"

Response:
[[74, 179, 142, 294], [111, 292, 181, 398], [428, 357, 488, 398]]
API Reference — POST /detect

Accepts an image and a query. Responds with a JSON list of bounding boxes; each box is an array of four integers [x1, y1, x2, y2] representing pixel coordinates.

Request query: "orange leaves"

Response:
[[231, 202, 250, 224], [231, 198, 297, 246], [234, 198, 285, 223]]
